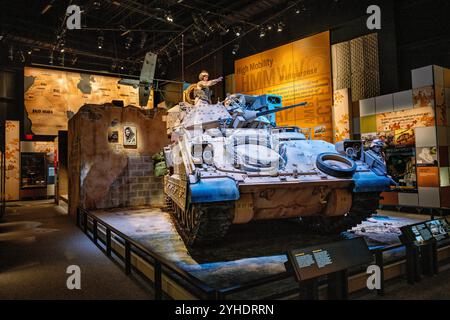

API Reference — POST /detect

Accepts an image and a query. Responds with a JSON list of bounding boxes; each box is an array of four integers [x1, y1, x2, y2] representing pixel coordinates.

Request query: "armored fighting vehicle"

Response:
[[163, 93, 393, 246]]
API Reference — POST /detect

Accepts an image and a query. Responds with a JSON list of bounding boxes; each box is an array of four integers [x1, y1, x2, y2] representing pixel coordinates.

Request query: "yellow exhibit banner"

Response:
[[234, 31, 333, 141]]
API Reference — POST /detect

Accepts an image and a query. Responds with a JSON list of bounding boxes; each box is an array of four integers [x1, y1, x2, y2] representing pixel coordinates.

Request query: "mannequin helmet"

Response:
[[370, 139, 384, 148]]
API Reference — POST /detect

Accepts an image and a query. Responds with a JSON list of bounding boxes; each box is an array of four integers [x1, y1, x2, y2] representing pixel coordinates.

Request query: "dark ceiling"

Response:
[[0, 0, 309, 77]]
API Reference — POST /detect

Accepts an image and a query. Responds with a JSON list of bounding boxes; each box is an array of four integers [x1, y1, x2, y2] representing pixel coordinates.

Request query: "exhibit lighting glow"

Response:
[[259, 29, 265, 38], [277, 22, 283, 32], [232, 44, 239, 55], [166, 14, 174, 22], [125, 35, 133, 50], [97, 34, 104, 49], [216, 22, 229, 35]]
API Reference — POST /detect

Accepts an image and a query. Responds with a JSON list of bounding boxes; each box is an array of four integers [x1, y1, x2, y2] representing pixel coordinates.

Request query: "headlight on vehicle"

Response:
[[191, 143, 214, 166], [202, 147, 214, 164]]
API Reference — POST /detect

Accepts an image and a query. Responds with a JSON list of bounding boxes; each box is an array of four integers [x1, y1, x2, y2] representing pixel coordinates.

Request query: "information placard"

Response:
[[286, 237, 372, 282], [401, 218, 450, 246]]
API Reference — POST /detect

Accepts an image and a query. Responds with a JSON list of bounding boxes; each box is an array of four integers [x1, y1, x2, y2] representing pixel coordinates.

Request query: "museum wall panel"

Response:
[[332, 88, 352, 143], [234, 31, 333, 141], [24, 67, 154, 136], [5, 120, 20, 201], [332, 33, 380, 102], [367, 65, 450, 209]]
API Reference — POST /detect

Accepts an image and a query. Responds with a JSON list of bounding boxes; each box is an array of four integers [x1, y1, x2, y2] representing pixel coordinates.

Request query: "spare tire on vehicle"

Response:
[[316, 153, 356, 178]]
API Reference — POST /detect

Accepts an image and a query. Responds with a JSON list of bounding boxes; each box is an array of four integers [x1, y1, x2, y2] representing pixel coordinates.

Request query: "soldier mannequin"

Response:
[[368, 139, 386, 164], [194, 70, 223, 105]]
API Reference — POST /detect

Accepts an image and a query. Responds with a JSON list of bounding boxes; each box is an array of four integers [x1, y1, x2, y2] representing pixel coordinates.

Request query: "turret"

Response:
[[229, 102, 308, 128], [167, 90, 308, 134]]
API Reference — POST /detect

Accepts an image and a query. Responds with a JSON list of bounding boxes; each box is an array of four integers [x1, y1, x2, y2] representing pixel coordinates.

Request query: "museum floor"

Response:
[[0, 200, 152, 300], [1, 200, 449, 300]]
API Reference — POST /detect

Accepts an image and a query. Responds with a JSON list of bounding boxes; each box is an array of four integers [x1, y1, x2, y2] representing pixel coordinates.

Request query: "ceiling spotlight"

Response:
[[28, 49, 32, 55], [165, 13, 174, 22], [277, 22, 284, 32], [267, 25, 273, 31], [232, 43, 239, 55], [259, 28, 266, 38], [58, 35, 66, 48], [97, 33, 104, 49], [234, 27, 241, 37], [216, 22, 229, 35], [125, 35, 133, 50]]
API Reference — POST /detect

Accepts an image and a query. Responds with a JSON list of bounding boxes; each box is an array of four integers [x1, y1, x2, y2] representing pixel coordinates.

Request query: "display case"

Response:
[[20, 152, 48, 199]]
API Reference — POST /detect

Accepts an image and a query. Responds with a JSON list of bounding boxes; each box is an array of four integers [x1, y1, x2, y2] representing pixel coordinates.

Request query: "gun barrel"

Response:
[[256, 102, 307, 117]]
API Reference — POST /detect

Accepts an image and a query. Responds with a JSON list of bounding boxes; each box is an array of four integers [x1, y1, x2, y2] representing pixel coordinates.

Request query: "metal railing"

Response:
[[77, 207, 450, 300], [77, 207, 218, 299]]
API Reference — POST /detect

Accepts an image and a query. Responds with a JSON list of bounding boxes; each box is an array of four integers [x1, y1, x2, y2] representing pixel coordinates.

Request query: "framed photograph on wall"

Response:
[[107, 129, 118, 143], [416, 147, 438, 166], [123, 125, 137, 146]]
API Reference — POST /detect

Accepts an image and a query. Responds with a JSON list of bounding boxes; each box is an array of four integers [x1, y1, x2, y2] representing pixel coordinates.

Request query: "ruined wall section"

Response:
[[68, 104, 168, 216]]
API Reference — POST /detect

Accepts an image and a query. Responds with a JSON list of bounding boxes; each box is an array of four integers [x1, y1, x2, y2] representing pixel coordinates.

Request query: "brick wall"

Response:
[[97, 155, 164, 208]]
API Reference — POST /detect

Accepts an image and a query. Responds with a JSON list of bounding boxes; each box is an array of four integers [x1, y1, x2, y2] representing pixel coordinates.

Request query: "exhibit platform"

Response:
[[78, 206, 450, 299]]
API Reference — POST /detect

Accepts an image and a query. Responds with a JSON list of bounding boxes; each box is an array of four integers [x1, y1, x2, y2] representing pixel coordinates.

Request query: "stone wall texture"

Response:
[[68, 104, 169, 216]]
